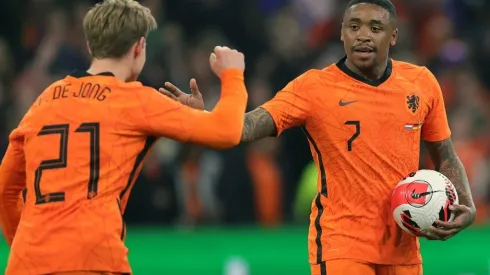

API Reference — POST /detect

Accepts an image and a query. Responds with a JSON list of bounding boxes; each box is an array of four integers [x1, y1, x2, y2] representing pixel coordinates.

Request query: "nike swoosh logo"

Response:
[[339, 100, 357, 106], [411, 190, 442, 199]]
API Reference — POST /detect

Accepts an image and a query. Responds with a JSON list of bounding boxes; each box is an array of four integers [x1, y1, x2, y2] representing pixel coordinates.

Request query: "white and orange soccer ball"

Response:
[[391, 169, 458, 237]]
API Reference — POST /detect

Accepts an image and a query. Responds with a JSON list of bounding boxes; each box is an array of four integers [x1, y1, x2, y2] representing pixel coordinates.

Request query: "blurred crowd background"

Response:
[[0, 0, 489, 229]]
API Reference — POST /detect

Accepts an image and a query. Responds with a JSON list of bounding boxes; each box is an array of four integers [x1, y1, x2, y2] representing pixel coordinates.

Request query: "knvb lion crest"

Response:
[[406, 93, 420, 114]]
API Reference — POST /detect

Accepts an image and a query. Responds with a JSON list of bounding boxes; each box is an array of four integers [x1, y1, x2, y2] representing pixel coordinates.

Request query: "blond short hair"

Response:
[[83, 0, 157, 59]]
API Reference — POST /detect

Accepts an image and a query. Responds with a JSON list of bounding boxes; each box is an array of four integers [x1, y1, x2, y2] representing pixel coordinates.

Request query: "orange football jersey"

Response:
[[261, 57, 451, 265], [0, 69, 247, 274]]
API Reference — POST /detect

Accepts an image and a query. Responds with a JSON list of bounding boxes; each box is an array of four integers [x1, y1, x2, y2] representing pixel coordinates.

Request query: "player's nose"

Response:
[[356, 28, 372, 43], [356, 35, 372, 44]]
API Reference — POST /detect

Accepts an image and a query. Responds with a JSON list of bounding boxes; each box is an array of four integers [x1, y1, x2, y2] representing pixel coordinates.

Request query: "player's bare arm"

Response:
[[163, 62, 314, 145], [425, 139, 474, 209], [241, 108, 277, 142], [424, 138, 476, 240], [162, 78, 278, 143]]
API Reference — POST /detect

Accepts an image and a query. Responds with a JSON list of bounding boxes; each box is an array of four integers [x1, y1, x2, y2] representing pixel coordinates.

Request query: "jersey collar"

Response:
[[68, 70, 115, 78], [335, 56, 392, 87]]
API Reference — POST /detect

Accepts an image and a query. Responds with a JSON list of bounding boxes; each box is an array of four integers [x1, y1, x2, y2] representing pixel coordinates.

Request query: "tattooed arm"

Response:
[[424, 138, 476, 240], [241, 108, 278, 142], [425, 138, 475, 210], [160, 73, 310, 143]]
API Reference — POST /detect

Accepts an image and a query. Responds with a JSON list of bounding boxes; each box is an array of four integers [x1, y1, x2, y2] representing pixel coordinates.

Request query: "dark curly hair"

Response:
[[346, 0, 397, 20]]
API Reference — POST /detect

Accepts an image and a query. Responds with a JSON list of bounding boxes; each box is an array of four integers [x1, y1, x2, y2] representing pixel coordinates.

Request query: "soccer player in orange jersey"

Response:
[[0, 0, 249, 274], [163, 0, 477, 274]]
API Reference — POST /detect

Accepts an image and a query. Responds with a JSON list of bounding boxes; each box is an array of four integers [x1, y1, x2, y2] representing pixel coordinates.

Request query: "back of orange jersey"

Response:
[[2, 69, 247, 274], [9, 72, 151, 274]]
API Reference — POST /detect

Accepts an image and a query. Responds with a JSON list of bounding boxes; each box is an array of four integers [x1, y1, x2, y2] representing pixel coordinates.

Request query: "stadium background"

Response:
[[0, 0, 489, 274]]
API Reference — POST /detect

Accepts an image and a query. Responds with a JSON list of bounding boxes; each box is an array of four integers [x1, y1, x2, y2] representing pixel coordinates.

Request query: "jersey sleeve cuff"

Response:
[[422, 131, 451, 142], [219, 69, 244, 80], [258, 105, 282, 137]]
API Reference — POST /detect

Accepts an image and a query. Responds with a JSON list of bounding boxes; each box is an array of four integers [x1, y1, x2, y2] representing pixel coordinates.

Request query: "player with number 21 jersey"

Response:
[[0, 0, 248, 274]]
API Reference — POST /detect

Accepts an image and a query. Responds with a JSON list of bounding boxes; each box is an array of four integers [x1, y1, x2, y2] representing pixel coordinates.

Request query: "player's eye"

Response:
[[371, 26, 382, 32], [350, 25, 359, 31]]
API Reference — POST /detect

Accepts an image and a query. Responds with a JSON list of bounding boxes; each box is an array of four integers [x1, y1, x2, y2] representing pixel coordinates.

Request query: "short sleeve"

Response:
[[421, 69, 451, 142], [260, 71, 314, 136]]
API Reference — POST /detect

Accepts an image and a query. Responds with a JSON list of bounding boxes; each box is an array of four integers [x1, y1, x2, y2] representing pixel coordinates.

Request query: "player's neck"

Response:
[[88, 59, 133, 82], [345, 58, 388, 81]]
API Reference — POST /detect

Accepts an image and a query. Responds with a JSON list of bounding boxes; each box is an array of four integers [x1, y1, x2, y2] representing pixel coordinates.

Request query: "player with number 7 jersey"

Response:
[[0, 0, 248, 274], [259, 57, 451, 270], [163, 1, 475, 274]]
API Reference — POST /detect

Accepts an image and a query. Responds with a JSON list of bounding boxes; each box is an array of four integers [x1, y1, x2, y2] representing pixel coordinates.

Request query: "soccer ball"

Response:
[[391, 169, 458, 236]]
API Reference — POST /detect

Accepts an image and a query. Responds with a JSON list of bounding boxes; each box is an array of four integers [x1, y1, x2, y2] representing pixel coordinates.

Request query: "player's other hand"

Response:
[[159, 78, 204, 110], [209, 46, 245, 77], [423, 204, 476, 241]]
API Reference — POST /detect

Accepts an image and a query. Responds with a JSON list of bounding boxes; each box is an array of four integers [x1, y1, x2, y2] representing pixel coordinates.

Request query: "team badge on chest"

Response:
[[406, 93, 420, 114]]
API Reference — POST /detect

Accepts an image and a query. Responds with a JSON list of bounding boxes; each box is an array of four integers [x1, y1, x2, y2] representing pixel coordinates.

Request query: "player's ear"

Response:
[[86, 42, 92, 56], [340, 23, 344, 42], [134, 37, 145, 58], [390, 28, 398, 47]]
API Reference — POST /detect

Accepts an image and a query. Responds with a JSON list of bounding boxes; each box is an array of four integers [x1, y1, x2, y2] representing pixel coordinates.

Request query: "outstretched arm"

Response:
[[132, 47, 248, 149], [162, 70, 315, 143], [241, 108, 277, 142], [133, 69, 247, 149], [160, 83, 279, 143]]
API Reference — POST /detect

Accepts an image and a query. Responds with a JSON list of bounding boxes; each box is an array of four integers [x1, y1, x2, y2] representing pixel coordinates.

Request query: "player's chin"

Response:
[[351, 54, 376, 70]]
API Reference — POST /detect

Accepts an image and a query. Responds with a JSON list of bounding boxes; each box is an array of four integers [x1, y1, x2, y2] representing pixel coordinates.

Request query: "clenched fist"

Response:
[[209, 46, 245, 77]]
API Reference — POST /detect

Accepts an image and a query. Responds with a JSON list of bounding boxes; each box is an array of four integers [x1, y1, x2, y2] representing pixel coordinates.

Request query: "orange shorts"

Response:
[[310, 260, 423, 275]]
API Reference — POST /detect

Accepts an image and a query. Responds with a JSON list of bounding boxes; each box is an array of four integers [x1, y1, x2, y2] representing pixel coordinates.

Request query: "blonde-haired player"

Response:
[[0, 0, 248, 274]]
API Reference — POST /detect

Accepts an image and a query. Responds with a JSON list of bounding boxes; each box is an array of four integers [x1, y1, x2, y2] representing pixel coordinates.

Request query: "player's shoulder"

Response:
[[392, 59, 436, 83], [305, 63, 341, 80], [293, 64, 341, 86], [41, 78, 69, 94], [36, 72, 157, 114]]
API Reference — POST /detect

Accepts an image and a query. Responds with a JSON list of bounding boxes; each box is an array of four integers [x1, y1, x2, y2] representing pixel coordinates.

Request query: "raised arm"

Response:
[[131, 47, 248, 149], [241, 108, 277, 142], [132, 69, 246, 149]]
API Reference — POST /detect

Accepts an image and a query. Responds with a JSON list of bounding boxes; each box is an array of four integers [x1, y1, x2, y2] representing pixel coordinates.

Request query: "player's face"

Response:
[[341, 4, 398, 71]]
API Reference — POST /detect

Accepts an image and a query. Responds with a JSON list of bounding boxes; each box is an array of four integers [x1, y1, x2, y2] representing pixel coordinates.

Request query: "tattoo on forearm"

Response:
[[425, 139, 474, 209], [241, 108, 277, 142]]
